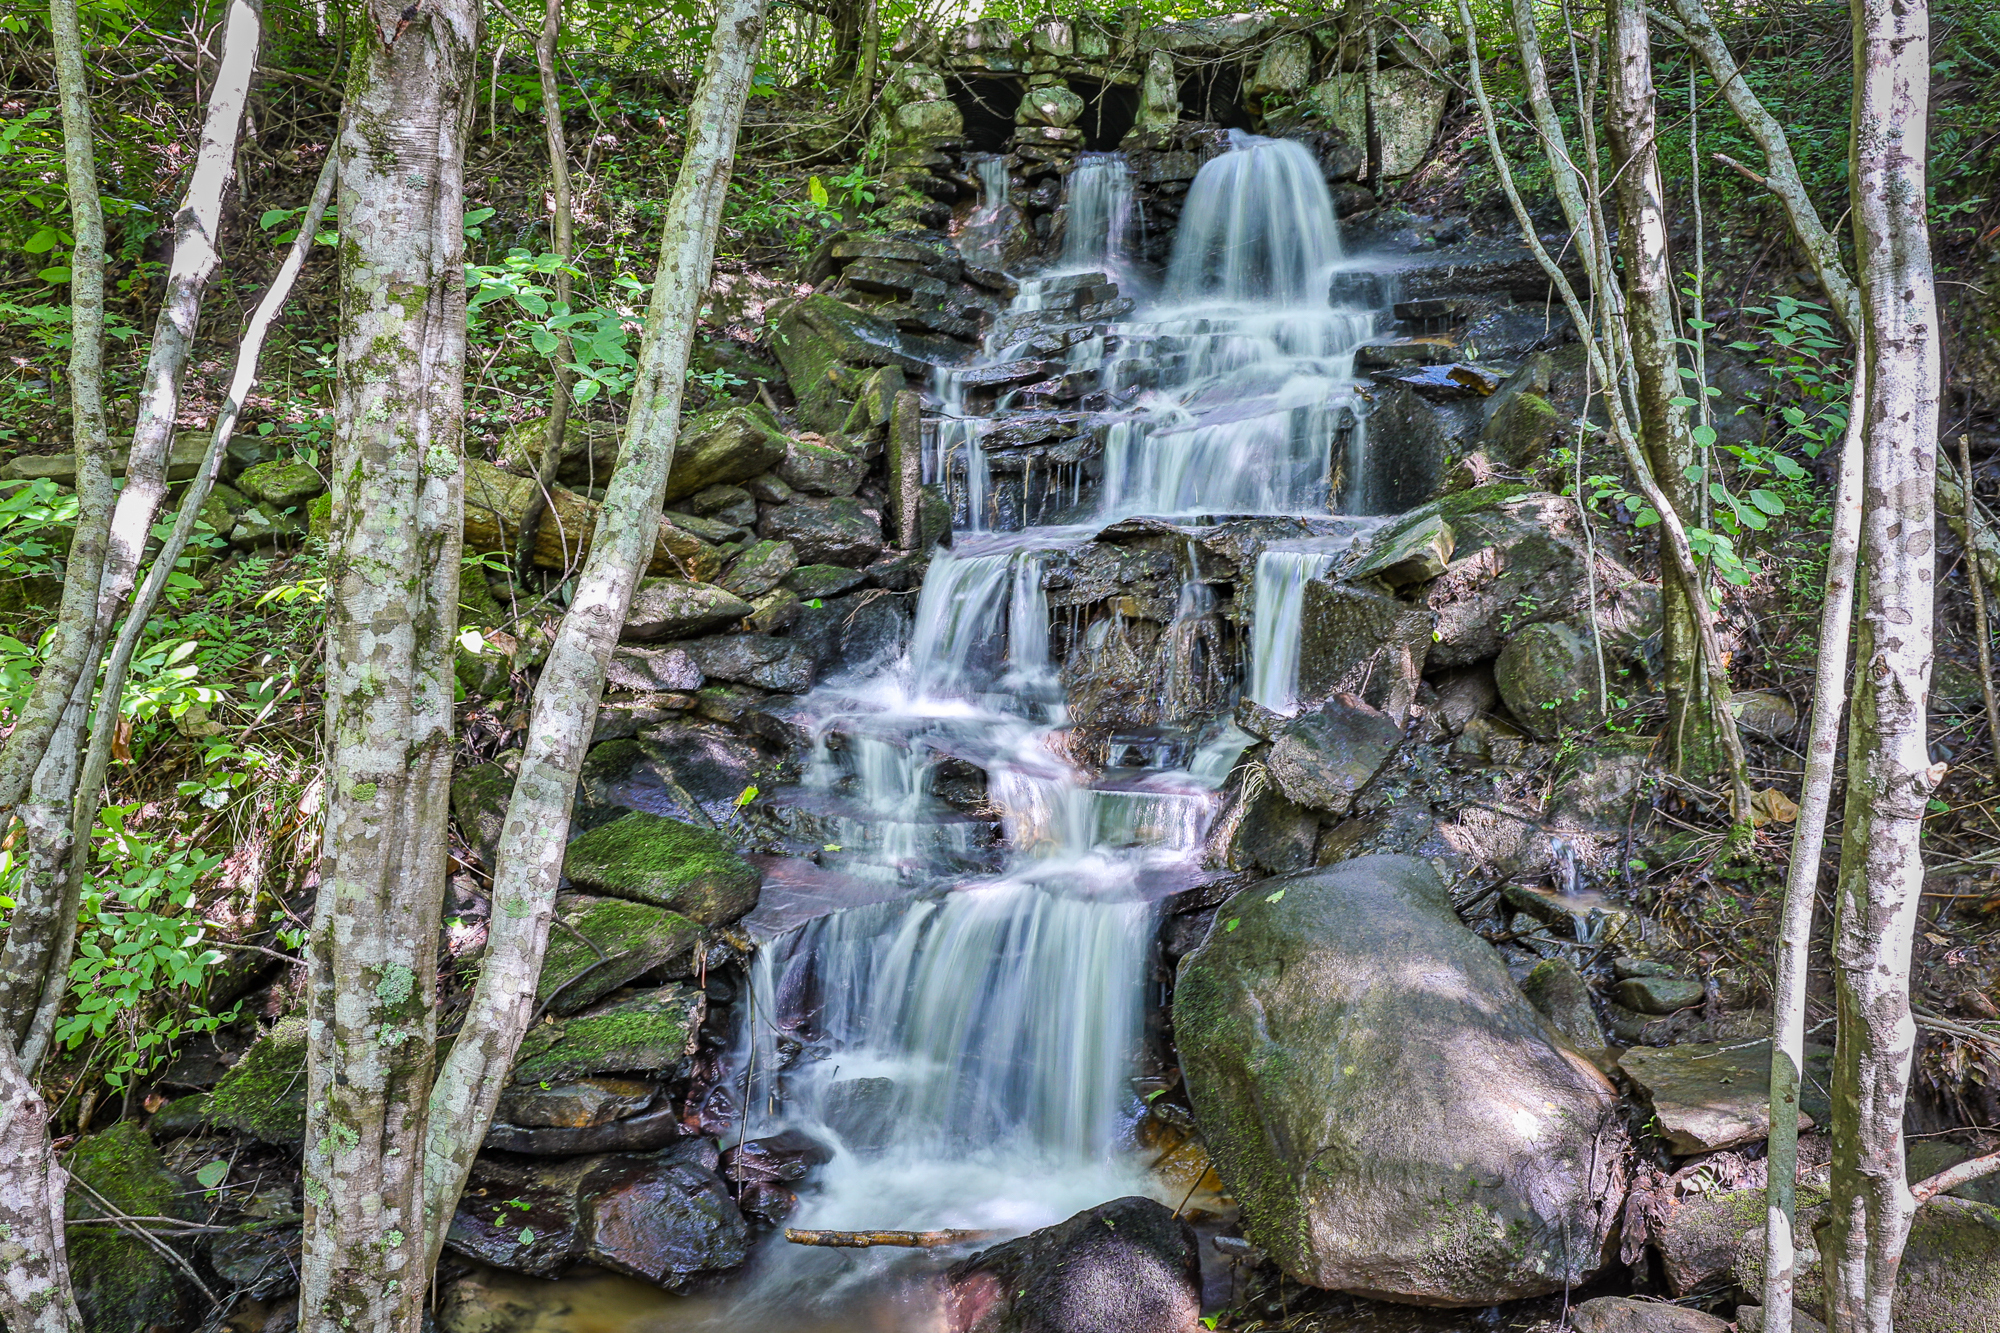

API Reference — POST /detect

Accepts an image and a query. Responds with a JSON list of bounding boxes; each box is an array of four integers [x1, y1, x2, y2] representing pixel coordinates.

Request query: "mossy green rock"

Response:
[[1174, 854, 1623, 1304], [235, 458, 326, 507], [664, 406, 789, 504], [204, 1014, 309, 1144], [229, 502, 305, 549], [67, 1121, 193, 1332], [511, 984, 704, 1083], [1495, 621, 1604, 740], [537, 893, 702, 1016], [306, 490, 332, 540], [562, 811, 760, 924], [451, 761, 514, 866], [1732, 1195, 2000, 1332]]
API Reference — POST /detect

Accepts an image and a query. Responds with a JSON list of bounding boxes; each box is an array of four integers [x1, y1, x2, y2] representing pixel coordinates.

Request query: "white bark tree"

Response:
[[1823, 0, 1942, 1324], [420, 0, 771, 1262], [299, 0, 479, 1328]]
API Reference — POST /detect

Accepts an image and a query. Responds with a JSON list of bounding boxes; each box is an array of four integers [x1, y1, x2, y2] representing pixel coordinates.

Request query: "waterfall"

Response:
[[1245, 544, 1344, 714], [1165, 132, 1344, 305], [1059, 153, 1135, 274]]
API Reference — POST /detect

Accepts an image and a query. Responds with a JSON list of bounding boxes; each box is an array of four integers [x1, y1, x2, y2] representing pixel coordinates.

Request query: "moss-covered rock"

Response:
[[1731, 1195, 2000, 1331], [452, 762, 514, 866], [664, 406, 790, 503], [511, 985, 705, 1084], [537, 893, 702, 1016], [561, 812, 760, 924], [1174, 854, 1623, 1304], [1495, 621, 1604, 739], [235, 458, 326, 507], [204, 1015, 309, 1144], [67, 1121, 194, 1332], [306, 490, 332, 541]]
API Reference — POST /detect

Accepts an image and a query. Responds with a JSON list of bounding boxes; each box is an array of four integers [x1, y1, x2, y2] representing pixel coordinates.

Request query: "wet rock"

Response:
[[452, 761, 514, 866], [1265, 695, 1404, 817], [1732, 689, 1800, 740], [946, 1196, 1202, 1333], [1350, 512, 1455, 587], [1618, 1040, 1831, 1154], [1175, 854, 1624, 1304], [761, 496, 885, 568], [720, 1128, 834, 1191], [1481, 380, 1566, 469], [1018, 84, 1084, 128], [235, 458, 326, 507], [1656, 1182, 1794, 1296], [1520, 958, 1605, 1051], [202, 1014, 309, 1144], [510, 985, 705, 1084], [784, 563, 871, 601], [1568, 1297, 1729, 1333], [719, 540, 798, 601], [579, 1145, 749, 1285], [230, 502, 305, 548], [485, 1102, 687, 1156], [562, 811, 760, 923], [1615, 973, 1706, 1015], [206, 1222, 301, 1302], [770, 294, 939, 431], [1295, 582, 1433, 724], [684, 482, 759, 527], [821, 1076, 898, 1154], [790, 589, 913, 674], [1430, 663, 1498, 734], [1495, 621, 1603, 739], [664, 405, 790, 503], [535, 893, 701, 1015], [681, 633, 816, 693], [1550, 741, 1652, 829], [68, 1122, 195, 1332], [1212, 781, 1322, 874], [776, 436, 867, 497], [607, 646, 704, 694], [584, 721, 777, 829], [620, 580, 753, 641]]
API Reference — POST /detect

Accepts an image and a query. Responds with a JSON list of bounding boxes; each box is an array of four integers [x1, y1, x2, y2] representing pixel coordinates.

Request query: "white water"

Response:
[[1245, 544, 1346, 714], [724, 132, 1391, 1323]]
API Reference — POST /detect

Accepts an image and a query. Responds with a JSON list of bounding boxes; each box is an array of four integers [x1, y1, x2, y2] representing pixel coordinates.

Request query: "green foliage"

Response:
[[466, 248, 644, 406]]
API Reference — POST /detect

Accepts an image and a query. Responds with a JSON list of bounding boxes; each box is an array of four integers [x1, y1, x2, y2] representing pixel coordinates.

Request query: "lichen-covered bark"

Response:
[[0, 1040, 83, 1333], [1824, 0, 1941, 1326], [301, 2, 477, 1330], [419, 0, 770, 1266]]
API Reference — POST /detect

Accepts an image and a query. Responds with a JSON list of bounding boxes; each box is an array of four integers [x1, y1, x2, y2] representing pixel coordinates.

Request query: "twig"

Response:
[[1963, 434, 2000, 779], [1710, 150, 1770, 189], [1912, 1150, 2000, 1203], [784, 1228, 1000, 1248], [65, 1176, 219, 1305]]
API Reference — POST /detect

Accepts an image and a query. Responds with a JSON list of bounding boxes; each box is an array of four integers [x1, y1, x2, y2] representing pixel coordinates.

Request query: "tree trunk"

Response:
[[514, 0, 579, 573], [299, 1, 477, 1329], [1603, 0, 1736, 793], [1824, 0, 1941, 1324], [0, 1040, 82, 1333], [420, 0, 770, 1266]]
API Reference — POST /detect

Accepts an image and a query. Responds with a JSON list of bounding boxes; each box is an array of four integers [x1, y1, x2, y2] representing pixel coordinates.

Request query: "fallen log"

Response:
[[783, 1227, 1003, 1249], [462, 456, 725, 582]]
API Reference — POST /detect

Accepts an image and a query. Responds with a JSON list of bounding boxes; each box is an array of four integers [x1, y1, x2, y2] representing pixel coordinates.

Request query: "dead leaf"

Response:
[[111, 718, 134, 764], [1750, 787, 1799, 827]]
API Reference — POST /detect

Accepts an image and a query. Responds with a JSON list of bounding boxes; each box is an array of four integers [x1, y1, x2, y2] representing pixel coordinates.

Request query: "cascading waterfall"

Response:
[[727, 132, 1396, 1321]]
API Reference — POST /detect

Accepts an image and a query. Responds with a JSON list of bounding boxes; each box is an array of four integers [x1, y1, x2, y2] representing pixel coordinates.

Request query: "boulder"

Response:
[[770, 294, 937, 431], [1357, 384, 1475, 512], [1134, 51, 1180, 133], [620, 580, 752, 641], [1350, 513, 1455, 587], [1909, 1139, 2000, 1208], [685, 483, 758, 527], [1520, 957, 1605, 1051], [562, 811, 760, 923], [718, 540, 799, 600], [1615, 973, 1706, 1015], [1264, 695, 1404, 817], [1732, 689, 1799, 740], [1618, 1040, 1831, 1155], [497, 1077, 658, 1129], [495, 414, 620, 485], [664, 406, 790, 503], [510, 984, 705, 1084], [745, 588, 803, 635], [230, 502, 305, 548], [1735, 1196, 2000, 1332], [1736, 1308, 1828, 1333], [202, 1014, 309, 1144], [1568, 1298, 1729, 1333], [579, 721, 776, 829], [1308, 69, 1448, 176], [67, 1122, 195, 1332], [452, 761, 514, 866], [464, 457, 722, 580], [1495, 621, 1603, 739], [761, 496, 885, 567], [1246, 32, 1311, 99], [785, 563, 871, 601], [1295, 581, 1433, 724], [891, 99, 964, 144], [1175, 855, 1624, 1304], [606, 645, 704, 694], [536, 893, 701, 1015], [1210, 782, 1321, 875], [234, 458, 325, 507], [1550, 741, 1653, 829], [1017, 84, 1085, 128], [945, 1196, 1202, 1333], [1481, 383, 1566, 469], [776, 436, 866, 497], [681, 633, 816, 693], [484, 1102, 686, 1156]]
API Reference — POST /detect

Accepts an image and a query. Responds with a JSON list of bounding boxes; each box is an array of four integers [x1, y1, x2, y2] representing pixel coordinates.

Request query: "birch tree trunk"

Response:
[[1603, 0, 1743, 799], [421, 0, 770, 1264], [300, 1, 477, 1329], [0, 1040, 82, 1333], [514, 0, 578, 571], [1824, 0, 1941, 1324]]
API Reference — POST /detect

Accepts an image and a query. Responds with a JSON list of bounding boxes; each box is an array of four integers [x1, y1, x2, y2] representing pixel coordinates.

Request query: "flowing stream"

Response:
[[721, 132, 1391, 1323]]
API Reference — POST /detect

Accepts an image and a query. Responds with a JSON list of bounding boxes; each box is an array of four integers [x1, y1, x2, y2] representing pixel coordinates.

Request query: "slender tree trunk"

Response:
[[0, 1040, 82, 1333], [1604, 0, 1741, 801], [1507, 0, 1588, 239], [514, 0, 578, 572], [1824, 0, 1940, 1324], [300, 1, 477, 1329], [420, 0, 770, 1265]]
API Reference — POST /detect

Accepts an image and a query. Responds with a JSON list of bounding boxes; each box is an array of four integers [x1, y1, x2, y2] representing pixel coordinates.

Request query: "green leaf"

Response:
[[571, 378, 601, 405], [36, 266, 71, 284], [260, 208, 295, 231], [530, 328, 559, 356], [808, 176, 829, 209], [1749, 489, 1786, 516], [519, 1228, 536, 1244], [1224, 918, 1239, 933], [23, 226, 60, 255], [195, 1160, 229, 1190], [1264, 889, 1285, 903], [463, 208, 496, 229], [1691, 424, 1717, 448]]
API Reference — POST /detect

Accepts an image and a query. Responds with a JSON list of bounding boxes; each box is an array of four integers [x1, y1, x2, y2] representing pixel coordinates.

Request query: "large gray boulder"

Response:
[[945, 1196, 1202, 1333], [1175, 855, 1624, 1305], [1264, 695, 1403, 816], [664, 406, 789, 502]]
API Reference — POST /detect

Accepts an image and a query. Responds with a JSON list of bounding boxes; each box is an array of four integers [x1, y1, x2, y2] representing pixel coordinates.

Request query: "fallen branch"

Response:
[[784, 1228, 1002, 1249], [1912, 1151, 2000, 1204]]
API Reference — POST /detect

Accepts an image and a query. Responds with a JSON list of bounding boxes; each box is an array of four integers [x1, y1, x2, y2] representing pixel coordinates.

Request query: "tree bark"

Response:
[[0, 1040, 83, 1333], [1604, 0, 1742, 797], [300, 1, 477, 1329], [1824, 0, 1941, 1324], [420, 0, 770, 1266], [513, 0, 579, 573]]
